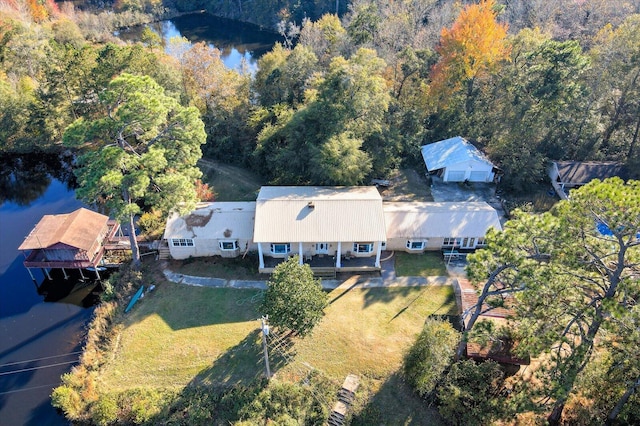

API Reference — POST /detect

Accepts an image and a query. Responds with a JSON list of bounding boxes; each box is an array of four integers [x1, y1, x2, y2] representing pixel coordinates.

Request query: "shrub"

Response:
[[51, 384, 85, 421], [437, 360, 506, 425], [402, 317, 460, 397], [91, 394, 119, 426]]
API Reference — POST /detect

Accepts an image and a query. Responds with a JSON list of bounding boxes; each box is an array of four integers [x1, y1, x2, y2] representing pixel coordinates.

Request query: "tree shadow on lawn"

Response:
[[189, 329, 289, 389], [350, 372, 444, 426], [124, 284, 263, 331], [143, 329, 294, 425], [361, 285, 457, 314]]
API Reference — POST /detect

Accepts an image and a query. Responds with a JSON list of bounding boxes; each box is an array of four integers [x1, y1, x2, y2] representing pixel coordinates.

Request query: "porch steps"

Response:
[[313, 267, 336, 279], [158, 242, 171, 260], [327, 374, 359, 426]]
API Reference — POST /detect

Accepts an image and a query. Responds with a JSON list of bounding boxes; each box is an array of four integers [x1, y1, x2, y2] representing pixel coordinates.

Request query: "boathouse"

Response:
[[18, 208, 119, 280]]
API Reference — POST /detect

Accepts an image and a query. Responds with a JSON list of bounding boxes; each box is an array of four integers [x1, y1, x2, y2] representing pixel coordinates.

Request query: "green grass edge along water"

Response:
[[52, 261, 456, 425]]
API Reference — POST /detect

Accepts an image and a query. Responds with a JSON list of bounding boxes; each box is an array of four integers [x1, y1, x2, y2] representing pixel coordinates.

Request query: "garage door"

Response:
[[446, 170, 465, 181], [469, 171, 488, 182]]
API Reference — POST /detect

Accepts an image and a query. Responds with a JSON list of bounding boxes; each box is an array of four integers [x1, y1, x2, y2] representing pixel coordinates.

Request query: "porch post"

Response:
[[79, 268, 85, 280], [26, 267, 35, 281], [257, 243, 265, 269], [375, 242, 382, 268], [43, 268, 52, 280], [62, 267, 68, 280], [298, 242, 303, 265], [94, 268, 101, 280], [336, 241, 341, 268]]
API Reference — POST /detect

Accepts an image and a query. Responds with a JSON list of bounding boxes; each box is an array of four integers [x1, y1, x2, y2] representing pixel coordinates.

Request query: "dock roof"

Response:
[[18, 208, 109, 251], [254, 186, 386, 243]]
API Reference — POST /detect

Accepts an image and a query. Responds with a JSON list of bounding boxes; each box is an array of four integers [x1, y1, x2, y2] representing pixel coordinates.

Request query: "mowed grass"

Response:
[[100, 283, 264, 391], [395, 251, 448, 277], [99, 279, 456, 423]]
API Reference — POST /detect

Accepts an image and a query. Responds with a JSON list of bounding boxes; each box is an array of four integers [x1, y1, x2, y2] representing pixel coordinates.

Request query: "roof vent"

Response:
[[308, 201, 315, 209]]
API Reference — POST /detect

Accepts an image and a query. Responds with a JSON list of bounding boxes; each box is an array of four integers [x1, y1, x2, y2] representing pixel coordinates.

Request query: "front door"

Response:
[[316, 243, 329, 254]]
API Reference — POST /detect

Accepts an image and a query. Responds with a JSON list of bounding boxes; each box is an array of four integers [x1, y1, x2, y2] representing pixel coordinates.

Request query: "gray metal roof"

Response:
[[254, 186, 386, 243], [163, 202, 256, 240], [421, 136, 495, 171], [554, 161, 627, 185], [384, 202, 502, 238]]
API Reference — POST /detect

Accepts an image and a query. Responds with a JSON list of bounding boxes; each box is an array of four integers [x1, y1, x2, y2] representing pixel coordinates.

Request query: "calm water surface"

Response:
[[119, 12, 282, 71], [0, 155, 97, 425], [0, 15, 279, 424]]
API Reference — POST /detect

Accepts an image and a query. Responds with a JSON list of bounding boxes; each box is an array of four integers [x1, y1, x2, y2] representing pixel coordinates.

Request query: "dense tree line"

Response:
[[3, 0, 639, 192], [4, 1, 638, 423], [403, 178, 639, 424]]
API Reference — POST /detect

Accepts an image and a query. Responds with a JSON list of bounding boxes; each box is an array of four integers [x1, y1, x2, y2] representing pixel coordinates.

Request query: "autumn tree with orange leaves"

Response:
[[429, 0, 509, 113]]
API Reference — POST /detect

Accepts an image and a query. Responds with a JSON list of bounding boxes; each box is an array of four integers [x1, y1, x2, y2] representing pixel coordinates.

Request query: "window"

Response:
[[442, 238, 461, 247], [406, 240, 424, 250], [476, 238, 486, 247], [171, 238, 194, 247], [353, 243, 373, 253], [270, 243, 291, 254], [219, 240, 239, 251]]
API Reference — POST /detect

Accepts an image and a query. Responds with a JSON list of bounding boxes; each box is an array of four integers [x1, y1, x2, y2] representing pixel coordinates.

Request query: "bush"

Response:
[[51, 384, 85, 421], [260, 256, 328, 336], [437, 360, 506, 425], [117, 388, 171, 424], [91, 394, 119, 426], [402, 317, 460, 397]]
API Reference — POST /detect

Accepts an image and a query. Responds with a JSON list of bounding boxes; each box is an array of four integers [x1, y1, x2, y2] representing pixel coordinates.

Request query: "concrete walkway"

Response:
[[162, 253, 457, 290]]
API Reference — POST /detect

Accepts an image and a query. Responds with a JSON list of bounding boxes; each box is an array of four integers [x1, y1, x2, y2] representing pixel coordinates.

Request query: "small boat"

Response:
[[86, 266, 107, 272], [125, 286, 144, 313]]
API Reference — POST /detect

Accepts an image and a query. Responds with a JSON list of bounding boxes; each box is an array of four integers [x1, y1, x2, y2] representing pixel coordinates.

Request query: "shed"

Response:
[[549, 161, 627, 199], [421, 136, 498, 182], [163, 202, 256, 259], [383, 202, 502, 251]]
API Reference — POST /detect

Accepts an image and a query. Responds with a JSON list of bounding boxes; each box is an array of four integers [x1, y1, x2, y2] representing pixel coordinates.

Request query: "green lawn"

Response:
[[99, 278, 456, 424], [394, 251, 448, 277]]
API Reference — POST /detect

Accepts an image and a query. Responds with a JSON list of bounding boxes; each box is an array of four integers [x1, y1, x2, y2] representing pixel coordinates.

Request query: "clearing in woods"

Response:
[[198, 158, 264, 201]]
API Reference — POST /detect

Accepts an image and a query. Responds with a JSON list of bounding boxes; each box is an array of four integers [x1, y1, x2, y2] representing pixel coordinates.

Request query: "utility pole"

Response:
[[260, 316, 271, 380]]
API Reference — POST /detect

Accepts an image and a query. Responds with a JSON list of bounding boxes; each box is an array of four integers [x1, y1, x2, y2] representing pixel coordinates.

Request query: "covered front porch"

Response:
[[261, 253, 381, 275], [256, 240, 384, 275]]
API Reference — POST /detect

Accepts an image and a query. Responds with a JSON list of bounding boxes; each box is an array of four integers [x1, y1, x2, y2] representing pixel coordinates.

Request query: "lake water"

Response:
[[0, 14, 280, 424], [118, 12, 282, 71], [0, 155, 100, 425]]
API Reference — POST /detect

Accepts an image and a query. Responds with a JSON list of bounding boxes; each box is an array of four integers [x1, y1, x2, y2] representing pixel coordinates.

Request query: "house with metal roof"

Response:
[[18, 208, 119, 280], [253, 186, 387, 274], [383, 202, 502, 253], [162, 186, 504, 274], [421, 136, 498, 182], [163, 202, 256, 260]]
